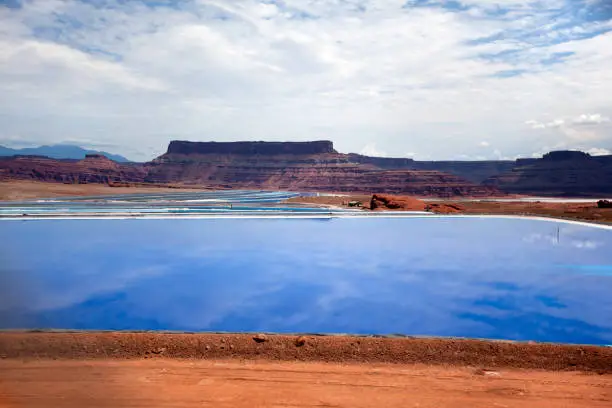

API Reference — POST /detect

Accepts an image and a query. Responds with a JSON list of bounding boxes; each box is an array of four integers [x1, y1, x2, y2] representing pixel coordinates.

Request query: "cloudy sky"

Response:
[[1, 0, 611, 161]]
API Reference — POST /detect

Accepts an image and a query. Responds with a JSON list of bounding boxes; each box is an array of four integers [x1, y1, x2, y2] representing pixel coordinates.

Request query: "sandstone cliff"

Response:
[[0, 141, 500, 197], [167, 140, 336, 155], [145, 141, 498, 197], [348, 154, 515, 184], [484, 151, 612, 196], [351, 149, 612, 196], [0, 155, 146, 185], [4, 141, 609, 197]]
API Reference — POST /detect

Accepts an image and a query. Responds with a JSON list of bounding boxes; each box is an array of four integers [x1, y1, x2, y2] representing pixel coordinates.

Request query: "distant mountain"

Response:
[[0, 144, 131, 162]]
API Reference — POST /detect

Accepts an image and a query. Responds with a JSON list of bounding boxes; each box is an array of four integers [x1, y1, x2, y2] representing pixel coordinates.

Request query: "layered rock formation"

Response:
[[146, 141, 498, 196], [351, 149, 612, 196], [348, 154, 515, 184], [4, 141, 610, 197], [0, 141, 499, 197], [0, 155, 146, 185], [167, 140, 336, 155], [484, 150, 612, 196], [410, 160, 516, 184]]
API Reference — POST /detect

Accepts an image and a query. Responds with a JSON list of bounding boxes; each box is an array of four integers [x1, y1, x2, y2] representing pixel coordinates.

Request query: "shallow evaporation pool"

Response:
[[1, 217, 611, 345], [28, 190, 309, 204], [0, 206, 360, 217], [6, 190, 357, 215], [0, 190, 349, 217]]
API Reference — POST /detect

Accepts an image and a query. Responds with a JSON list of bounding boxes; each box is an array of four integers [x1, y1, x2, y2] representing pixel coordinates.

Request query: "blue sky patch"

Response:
[[540, 51, 575, 65], [491, 69, 528, 78], [0, 0, 23, 9]]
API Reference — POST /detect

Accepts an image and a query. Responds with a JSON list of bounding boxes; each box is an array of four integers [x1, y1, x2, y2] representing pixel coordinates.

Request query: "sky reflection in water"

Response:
[[1, 217, 611, 345]]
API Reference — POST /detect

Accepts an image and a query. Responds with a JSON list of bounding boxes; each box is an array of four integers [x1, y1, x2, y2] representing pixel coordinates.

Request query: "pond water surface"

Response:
[[0, 190, 341, 216], [1, 217, 611, 345]]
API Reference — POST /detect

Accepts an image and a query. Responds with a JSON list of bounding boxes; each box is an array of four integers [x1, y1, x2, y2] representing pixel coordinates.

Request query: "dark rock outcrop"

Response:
[[347, 154, 415, 169], [167, 140, 336, 155], [598, 200, 612, 208], [542, 150, 591, 162]]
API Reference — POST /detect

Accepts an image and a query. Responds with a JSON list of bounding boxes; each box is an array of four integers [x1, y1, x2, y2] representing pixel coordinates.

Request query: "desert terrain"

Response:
[[2, 181, 611, 224], [2, 182, 611, 407], [0, 180, 207, 201], [433, 200, 612, 223], [286, 194, 612, 224], [0, 332, 611, 408], [2, 359, 611, 408]]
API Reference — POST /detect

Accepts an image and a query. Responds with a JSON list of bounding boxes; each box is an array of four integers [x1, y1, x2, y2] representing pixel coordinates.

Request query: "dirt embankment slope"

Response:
[[1, 332, 611, 408], [1, 332, 611, 372]]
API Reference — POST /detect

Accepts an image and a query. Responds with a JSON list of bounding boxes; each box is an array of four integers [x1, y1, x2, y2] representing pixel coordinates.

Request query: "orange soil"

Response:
[[287, 194, 612, 223], [1, 332, 611, 372], [4, 182, 610, 225], [441, 200, 612, 223], [0, 180, 208, 201], [370, 194, 428, 211], [284, 194, 373, 208], [1, 332, 611, 408], [2, 359, 611, 408]]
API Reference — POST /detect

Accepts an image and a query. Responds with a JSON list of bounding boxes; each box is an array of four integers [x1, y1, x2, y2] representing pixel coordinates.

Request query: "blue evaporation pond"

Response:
[[0, 190, 332, 216], [1, 217, 611, 345]]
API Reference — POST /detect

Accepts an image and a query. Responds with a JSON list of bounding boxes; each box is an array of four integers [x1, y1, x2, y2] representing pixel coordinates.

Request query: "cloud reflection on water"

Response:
[[0, 217, 611, 344]]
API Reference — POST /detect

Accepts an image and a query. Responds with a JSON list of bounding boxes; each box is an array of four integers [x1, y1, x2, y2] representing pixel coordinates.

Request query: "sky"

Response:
[[0, 0, 611, 161]]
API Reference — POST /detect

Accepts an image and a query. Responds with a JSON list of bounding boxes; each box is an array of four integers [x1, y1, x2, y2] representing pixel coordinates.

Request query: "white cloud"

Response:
[[360, 143, 387, 157], [525, 119, 565, 129], [479, 141, 490, 147], [0, 39, 165, 92], [525, 120, 546, 129], [572, 114, 611, 125], [528, 115, 606, 134], [523, 233, 558, 245], [570, 240, 602, 250], [0, 0, 611, 160], [524, 231, 603, 250], [585, 147, 611, 156], [526, 112, 612, 153]]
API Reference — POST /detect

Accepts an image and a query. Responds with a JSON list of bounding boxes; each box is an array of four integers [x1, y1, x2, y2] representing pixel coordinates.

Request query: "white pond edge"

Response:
[[1, 213, 612, 230]]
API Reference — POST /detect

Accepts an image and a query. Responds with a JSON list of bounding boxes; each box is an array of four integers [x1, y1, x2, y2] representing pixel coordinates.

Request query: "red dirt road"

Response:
[[1, 359, 611, 408], [1, 331, 611, 407]]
